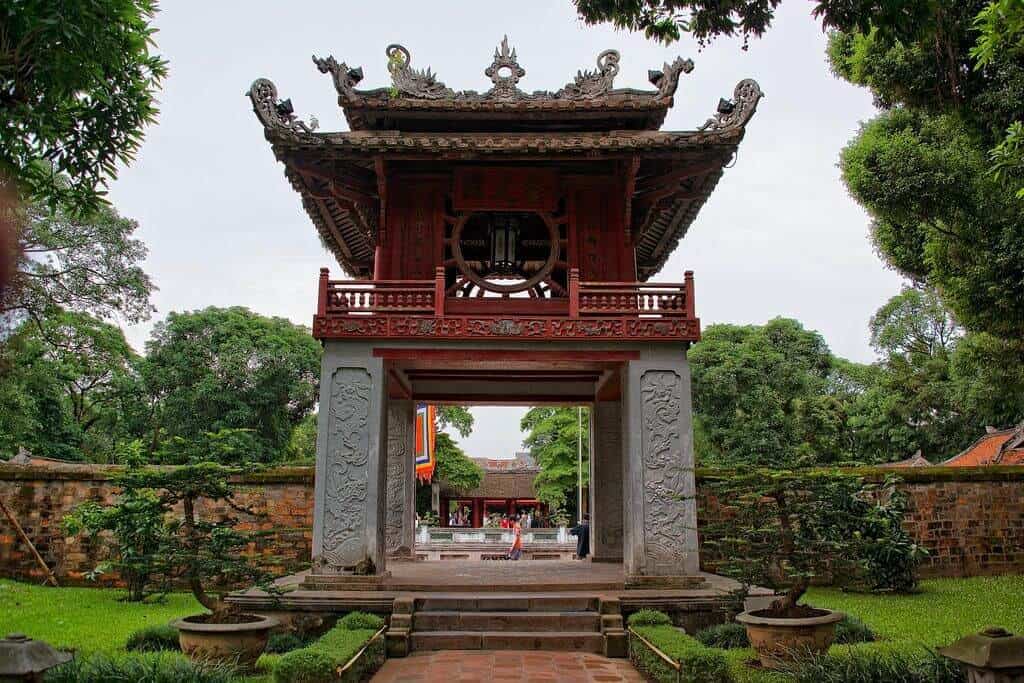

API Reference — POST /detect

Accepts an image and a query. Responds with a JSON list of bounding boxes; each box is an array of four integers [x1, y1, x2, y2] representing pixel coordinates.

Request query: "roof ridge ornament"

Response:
[[246, 78, 319, 135], [557, 49, 621, 99], [699, 79, 764, 131], [485, 36, 525, 100], [385, 44, 453, 99], [648, 57, 695, 99], [313, 55, 365, 99]]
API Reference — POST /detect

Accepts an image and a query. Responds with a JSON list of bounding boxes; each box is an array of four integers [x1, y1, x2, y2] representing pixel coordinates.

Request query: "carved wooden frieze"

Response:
[[320, 367, 372, 569], [313, 315, 700, 341], [385, 401, 412, 554], [639, 370, 689, 573]]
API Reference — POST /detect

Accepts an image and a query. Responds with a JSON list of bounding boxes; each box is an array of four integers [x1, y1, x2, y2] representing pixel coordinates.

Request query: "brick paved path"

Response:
[[372, 650, 645, 682]]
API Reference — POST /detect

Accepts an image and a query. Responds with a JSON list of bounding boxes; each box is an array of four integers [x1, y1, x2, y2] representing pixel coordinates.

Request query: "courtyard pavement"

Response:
[[371, 650, 645, 682]]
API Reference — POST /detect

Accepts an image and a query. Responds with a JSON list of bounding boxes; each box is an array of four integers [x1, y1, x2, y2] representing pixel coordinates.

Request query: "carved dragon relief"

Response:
[[320, 367, 372, 570], [556, 49, 620, 99], [385, 44, 453, 99], [639, 370, 689, 571], [700, 78, 764, 131]]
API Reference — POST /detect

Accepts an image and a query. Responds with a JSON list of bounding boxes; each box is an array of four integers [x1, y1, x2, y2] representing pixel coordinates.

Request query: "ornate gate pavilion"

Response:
[[247, 38, 761, 587]]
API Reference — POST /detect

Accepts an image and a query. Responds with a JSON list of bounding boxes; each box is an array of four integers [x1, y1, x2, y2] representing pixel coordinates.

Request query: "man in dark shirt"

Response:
[[569, 514, 590, 560]]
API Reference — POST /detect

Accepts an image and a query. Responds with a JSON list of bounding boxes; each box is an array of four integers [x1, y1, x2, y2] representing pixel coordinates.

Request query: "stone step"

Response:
[[413, 610, 601, 632], [410, 630, 605, 653], [416, 595, 598, 613]]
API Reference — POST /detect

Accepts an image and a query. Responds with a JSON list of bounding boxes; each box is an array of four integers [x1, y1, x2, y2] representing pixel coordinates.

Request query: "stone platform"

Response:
[[227, 560, 769, 636]]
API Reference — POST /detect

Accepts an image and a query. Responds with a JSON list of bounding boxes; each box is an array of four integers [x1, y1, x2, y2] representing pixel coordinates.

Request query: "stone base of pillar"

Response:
[[301, 572, 392, 591], [624, 574, 707, 590]]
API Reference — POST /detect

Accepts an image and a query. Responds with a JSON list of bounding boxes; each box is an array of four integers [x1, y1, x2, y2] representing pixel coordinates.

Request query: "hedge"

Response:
[[630, 624, 733, 683], [272, 612, 385, 683]]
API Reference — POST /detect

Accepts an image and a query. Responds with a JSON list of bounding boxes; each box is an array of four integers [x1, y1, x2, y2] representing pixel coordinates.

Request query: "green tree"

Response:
[[972, 0, 1024, 197], [520, 407, 590, 512], [139, 307, 321, 459], [437, 405, 474, 438], [433, 431, 483, 493], [0, 0, 167, 213], [0, 309, 139, 460], [1, 202, 154, 334], [828, 2, 1024, 341], [572, 0, 929, 46], [286, 412, 318, 462], [689, 318, 848, 467]]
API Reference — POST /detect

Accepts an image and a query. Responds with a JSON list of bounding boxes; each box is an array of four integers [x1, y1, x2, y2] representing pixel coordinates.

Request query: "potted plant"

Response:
[[111, 458, 278, 667], [704, 469, 875, 668]]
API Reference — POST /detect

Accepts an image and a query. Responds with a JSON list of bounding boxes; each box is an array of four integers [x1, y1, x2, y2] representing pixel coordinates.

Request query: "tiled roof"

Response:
[[942, 426, 1024, 466], [441, 470, 537, 499]]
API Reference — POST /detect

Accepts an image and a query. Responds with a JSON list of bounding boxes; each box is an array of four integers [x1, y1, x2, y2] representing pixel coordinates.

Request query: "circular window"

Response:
[[450, 211, 560, 295]]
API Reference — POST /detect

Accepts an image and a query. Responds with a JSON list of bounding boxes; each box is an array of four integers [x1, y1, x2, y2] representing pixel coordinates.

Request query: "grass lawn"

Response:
[[2, 575, 1023, 681], [720, 574, 1024, 682], [0, 579, 202, 655]]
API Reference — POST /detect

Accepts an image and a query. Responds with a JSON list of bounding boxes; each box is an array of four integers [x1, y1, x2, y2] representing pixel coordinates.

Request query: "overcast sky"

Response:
[[106, 1, 902, 460]]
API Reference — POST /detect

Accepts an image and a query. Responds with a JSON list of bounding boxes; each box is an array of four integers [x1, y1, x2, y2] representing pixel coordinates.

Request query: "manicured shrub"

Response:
[[265, 632, 305, 654], [627, 609, 672, 627], [273, 649, 335, 683], [125, 623, 181, 652], [630, 626, 733, 683], [273, 621, 384, 683], [45, 653, 234, 683], [787, 647, 965, 683], [337, 611, 385, 631], [834, 615, 876, 644], [694, 622, 749, 649]]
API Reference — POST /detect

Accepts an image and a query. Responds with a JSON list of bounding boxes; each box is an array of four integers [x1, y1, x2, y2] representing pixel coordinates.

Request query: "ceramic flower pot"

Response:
[[172, 613, 279, 667], [736, 607, 844, 669]]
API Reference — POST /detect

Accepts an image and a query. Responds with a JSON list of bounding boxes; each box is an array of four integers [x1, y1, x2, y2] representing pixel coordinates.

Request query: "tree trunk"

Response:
[[182, 495, 221, 613]]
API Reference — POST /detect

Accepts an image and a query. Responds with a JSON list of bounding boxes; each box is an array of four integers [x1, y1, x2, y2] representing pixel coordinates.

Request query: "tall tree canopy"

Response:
[[690, 318, 849, 467], [1, 0, 167, 213], [1, 201, 154, 333], [520, 407, 590, 513], [138, 307, 320, 459], [0, 309, 138, 460]]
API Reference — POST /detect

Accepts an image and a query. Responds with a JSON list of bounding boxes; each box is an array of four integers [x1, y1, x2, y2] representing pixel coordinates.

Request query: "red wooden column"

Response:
[[685, 270, 695, 319], [506, 499, 515, 518], [439, 498, 449, 527], [472, 498, 483, 528], [317, 268, 329, 317]]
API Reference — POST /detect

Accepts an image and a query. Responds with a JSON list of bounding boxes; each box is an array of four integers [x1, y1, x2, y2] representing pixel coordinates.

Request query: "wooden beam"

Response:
[[373, 349, 640, 362]]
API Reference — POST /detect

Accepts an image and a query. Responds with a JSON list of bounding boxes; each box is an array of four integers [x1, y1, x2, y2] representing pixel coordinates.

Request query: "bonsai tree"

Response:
[[66, 432, 273, 615], [116, 461, 272, 617], [703, 469, 916, 616]]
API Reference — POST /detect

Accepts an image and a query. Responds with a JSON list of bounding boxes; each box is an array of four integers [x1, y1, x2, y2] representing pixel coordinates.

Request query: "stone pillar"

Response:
[[311, 342, 388, 576], [385, 399, 415, 559], [590, 401, 623, 562], [621, 351, 700, 584]]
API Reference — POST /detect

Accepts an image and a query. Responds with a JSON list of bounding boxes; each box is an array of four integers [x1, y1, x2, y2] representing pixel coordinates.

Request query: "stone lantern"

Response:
[[0, 634, 72, 682], [939, 627, 1024, 683]]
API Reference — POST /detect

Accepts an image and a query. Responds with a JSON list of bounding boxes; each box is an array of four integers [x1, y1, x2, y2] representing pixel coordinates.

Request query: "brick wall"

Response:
[[1, 464, 1021, 585], [0, 464, 314, 586]]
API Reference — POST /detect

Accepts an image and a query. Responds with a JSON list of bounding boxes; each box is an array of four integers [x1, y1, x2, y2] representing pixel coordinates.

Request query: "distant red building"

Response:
[[440, 453, 546, 528], [940, 425, 1024, 467]]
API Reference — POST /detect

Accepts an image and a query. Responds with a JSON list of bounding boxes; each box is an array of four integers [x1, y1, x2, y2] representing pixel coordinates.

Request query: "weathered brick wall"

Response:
[[695, 467, 1024, 579], [1, 464, 1021, 585], [0, 464, 314, 586]]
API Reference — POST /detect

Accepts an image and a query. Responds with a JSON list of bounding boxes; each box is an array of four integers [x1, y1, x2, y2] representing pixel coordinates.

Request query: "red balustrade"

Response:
[[314, 269, 697, 341]]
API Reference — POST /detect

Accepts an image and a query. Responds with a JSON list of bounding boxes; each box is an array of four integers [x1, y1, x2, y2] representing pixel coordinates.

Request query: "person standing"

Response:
[[508, 513, 524, 560], [569, 514, 590, 560]]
